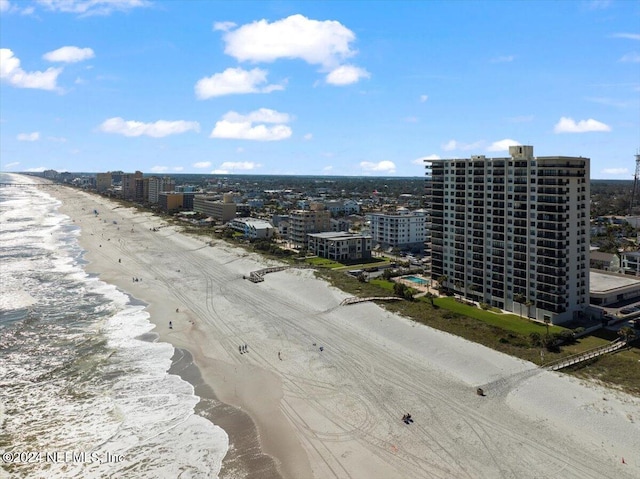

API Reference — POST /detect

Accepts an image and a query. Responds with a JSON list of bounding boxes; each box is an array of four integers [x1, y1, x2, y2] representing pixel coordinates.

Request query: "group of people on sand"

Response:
[[239, 344, 249, 354], [402, 413, 413, 424], [132, 277, 142, 282]]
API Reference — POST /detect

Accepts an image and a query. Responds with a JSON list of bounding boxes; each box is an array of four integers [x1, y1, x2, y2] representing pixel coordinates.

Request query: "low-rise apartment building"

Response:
[[228, 218, 274, 239], [308, 232, 372, 262], [367, 208, 427, 253]]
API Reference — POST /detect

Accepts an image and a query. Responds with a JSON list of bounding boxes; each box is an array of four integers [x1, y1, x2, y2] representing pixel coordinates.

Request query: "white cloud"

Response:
[[601, 168, 629, 176], [99, 117, 200, 137], [442, 140, 457, 151], [222, 14, 357, 68], [619, 52, 640, 63], [325, 64, 369, 85], [587, 0, 611, 9], [0, 0, 9, 12], [43, 46, 94, 63], [195, 67, 283, 99], [554, 117, 611, 133], [441, 139, 484, 151], [210, 108, 292, 141], [412, 154, 440, 165], [586, 97, 633, 108], [4, 161, 20, 168], [211, 169, 229, 174], [210, 121, 291, 141], [26, 166, 47, 172], [36, 0, 150, 16], [150, 166, 168, 173], [611, 33, 640, 41], [490, 55, 515, 63], [17, 131, 40, 141], [173, 166, 184, 172], [322, 165, 333, 172], [193, 161, 211, 168], [213, 21, 236, 32], [420, 94, 428, 102], [219, 161, 261, 171], [487, 139, 520, 152], [0, 48, 62, 90], [223, 108, 290, 124], [303, 133, 313, 140], [360, 160, 396, 173]]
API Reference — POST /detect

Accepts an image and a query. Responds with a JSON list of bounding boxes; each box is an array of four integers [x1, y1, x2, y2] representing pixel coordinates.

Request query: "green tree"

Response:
[[529, 332, 542, 347], [424, 292, 435, 307], [618, 326, 636, 342]]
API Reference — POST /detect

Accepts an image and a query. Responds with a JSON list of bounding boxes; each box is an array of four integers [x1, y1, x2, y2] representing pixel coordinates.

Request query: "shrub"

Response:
[[529, 332, 542, 347], [542, 335, 560, 352]]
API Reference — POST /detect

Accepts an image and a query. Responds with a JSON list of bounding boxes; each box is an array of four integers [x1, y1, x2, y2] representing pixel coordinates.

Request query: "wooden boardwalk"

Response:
[[543, 339, 627, 371], [340, 296, 402, 305], [246, 266, 290, 283]]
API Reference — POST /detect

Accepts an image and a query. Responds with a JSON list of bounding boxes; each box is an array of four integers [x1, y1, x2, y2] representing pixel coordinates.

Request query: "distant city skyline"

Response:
[[1, 0, 638, 178]]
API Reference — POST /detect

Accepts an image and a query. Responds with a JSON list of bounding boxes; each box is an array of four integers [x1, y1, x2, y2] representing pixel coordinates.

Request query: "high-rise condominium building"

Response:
[[425, 145, 589, 324]]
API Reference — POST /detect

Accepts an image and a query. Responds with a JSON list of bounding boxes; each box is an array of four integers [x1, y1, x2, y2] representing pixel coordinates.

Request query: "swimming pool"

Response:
[[404, 276, 429, 285]]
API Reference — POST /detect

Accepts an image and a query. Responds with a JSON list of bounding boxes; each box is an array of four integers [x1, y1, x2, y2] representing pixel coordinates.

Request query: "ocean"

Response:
[[0, 173, 228, 478]]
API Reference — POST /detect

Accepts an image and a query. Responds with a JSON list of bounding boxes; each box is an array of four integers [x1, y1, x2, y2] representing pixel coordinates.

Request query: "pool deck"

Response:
[[395, 275, 441, 297]]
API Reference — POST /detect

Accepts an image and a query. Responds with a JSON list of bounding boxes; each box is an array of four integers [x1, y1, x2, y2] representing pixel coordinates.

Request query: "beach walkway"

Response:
[[543, 339, 628, 371]]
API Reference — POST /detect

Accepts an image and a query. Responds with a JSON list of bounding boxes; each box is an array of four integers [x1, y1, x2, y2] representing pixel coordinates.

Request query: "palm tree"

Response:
[[543, 316, 551, 337], [525, 300, 534, 319], [454, 280, 463, 300], [514, 293, 525, 318], [437, 275, 448, 293], [425, 292, 435, 307]]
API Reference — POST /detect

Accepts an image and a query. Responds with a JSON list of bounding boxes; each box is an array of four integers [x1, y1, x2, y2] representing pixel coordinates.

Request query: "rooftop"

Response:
[[590, 270, 640, 294]]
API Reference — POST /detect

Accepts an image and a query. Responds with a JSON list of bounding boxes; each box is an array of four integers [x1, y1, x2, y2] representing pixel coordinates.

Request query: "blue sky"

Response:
[[1, 0, 638, 178]]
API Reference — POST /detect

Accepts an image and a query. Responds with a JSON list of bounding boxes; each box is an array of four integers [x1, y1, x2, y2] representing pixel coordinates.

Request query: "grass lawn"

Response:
[[433, 297, 565, 336], [368, 278, 396, 292], [305, 257, 343, 268]]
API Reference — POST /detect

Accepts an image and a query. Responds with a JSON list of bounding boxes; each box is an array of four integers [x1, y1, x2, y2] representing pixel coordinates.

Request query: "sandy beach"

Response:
[[50, 183, 640, 479]]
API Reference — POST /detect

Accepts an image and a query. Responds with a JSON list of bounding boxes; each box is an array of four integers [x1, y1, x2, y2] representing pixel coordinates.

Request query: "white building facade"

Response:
[[426, 145, 589, 324], [367, 208, 427, 253], [228, 218, 274, 239]]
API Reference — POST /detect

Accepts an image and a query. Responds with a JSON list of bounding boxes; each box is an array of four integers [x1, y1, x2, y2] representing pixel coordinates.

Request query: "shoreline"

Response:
[[52, 185, 308, 478], [43, 180, 640, 479], [168, 348, 281, 478]]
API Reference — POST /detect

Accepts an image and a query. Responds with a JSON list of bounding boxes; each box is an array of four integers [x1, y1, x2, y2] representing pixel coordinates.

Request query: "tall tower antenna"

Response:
[[631, 151, 640, 215]]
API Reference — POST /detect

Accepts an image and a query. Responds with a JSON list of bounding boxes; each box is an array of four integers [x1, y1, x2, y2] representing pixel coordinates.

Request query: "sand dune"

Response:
[[53, 184, 639, 479]]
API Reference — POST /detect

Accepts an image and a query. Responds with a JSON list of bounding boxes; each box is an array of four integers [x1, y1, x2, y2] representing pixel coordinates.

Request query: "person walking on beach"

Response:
[[169, 321, 172, 329], [278, 351, 282, 360]]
